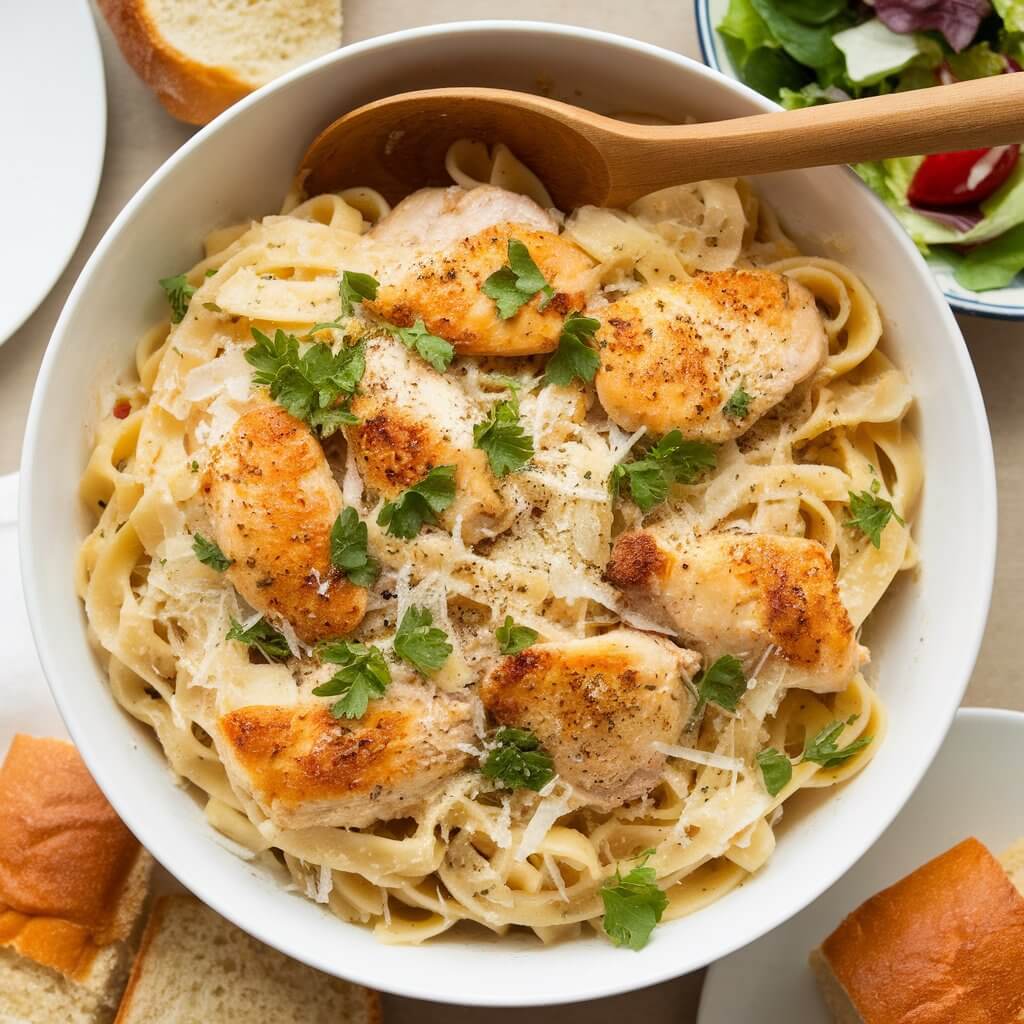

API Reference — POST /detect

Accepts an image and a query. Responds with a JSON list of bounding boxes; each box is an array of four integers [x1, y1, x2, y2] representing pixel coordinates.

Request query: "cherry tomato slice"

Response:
[[908, 145, 1020, 208]]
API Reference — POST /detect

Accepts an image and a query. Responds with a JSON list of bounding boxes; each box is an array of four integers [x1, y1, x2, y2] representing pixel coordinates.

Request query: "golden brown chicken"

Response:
[[480, 629, 699, 811], [592, 271, 827, 441], [363, 187, 597, 357], [203, 402, 366, 644], [605, 530, 864, 693], [217, 687, 475, 829], [345, 330, 505, 543]]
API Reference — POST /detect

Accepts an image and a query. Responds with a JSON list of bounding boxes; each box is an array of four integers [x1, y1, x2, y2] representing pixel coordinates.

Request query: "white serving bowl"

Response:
[[695, 0, 1024, 321], [20, 21, 996, 1007]]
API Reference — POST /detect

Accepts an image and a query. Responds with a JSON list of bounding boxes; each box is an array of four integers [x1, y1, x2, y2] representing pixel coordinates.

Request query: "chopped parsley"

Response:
[[543, 313, 601, 387], [385, 319, 455, 373], [722, 385, 752, 420], [482, 727, 555, 791], [159, 273, 196, 323], [313, 640, 391, 719], [393, 605, 453, 676], [245, 327, 363, 437], [202, 301, 222, 314], [756, 748, 793, 797], [845, 478, 904, 549], [330, 508, 380, 588], [189, 460, 199, 472], [495, 615, 538, 655], [192, 533, 232, 572], [482, 238, 555, 319], [695, 654, 747, 714], [600, 849, 668, 951], [225, 617, 291, 662], [802, 719, 873, 769], [611, 430, 717, 512], [473, 397, 534, 477], [339, 270, 379, 317], [377, 465, 456, 539]]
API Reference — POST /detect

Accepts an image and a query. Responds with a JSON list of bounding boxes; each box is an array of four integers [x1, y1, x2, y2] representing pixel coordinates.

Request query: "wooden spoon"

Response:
[[297, 76, 1024, 210]]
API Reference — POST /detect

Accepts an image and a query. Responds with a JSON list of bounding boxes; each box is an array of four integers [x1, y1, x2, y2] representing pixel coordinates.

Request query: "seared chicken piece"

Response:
[[366, 185, 556, 250], [218, 687, 475, 829], [362, 188, 597, 357], [593, 271, 827, 441], [480, 629, 699, 811], [605, 531, 864, 693], [346, 330, 504, 543], [203, 402, 366, 644]]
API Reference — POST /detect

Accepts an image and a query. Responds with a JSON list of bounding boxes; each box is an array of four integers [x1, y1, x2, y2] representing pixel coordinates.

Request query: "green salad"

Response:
[[717, 0, 1024, 292]]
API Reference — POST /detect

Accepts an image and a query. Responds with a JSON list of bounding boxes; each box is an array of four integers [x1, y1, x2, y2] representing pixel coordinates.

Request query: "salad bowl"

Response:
[[697, 0, 1024, 319]]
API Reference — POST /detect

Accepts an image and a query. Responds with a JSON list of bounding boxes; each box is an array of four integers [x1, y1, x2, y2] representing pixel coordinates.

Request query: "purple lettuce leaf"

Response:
[[874, 0, 992, 52]]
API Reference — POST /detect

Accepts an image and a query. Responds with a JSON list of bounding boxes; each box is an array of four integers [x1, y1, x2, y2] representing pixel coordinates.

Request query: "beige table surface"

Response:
[[3, 2, 1021, 1020]]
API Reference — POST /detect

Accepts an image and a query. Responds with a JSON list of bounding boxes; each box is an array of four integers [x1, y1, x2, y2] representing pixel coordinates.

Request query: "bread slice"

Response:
[[810, 837, 1024, 1024], [1000, 836, 1024, 894], [96, 0, 342, 125], [0, 736, 152, 1024], [114, 895, 380, 1023]]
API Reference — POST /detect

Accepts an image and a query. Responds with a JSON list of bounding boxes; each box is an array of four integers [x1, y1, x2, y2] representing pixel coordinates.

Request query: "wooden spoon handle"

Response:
[[607, 75, 1024, 200]]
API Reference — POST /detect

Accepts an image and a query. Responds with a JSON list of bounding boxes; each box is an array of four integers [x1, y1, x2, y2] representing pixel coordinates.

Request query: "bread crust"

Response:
[[816, 838, 1024, 1024], [96, 0, 252, 124]]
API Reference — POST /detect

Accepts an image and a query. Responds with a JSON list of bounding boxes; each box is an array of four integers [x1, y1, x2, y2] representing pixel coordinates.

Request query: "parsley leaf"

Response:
[[802, 720, 873, 769], [192, 533, 232, 572], [722, 385, 753, 420], [313, 641, 391, 719], [387, 320, 455, 373], [845, 479, 905, 549], [600, 849, 668, 951], [543, 313, 601, 387], [377, 465, 456, 539], [393, 605, 453, 675], [482, 727, 555, 791], [482, 238, 556, 319], [330, 507, 379, 588], [756, 748, 793, 797], [225, 617, 291, 662], [473, 398, 534, 477], [495, 615, 538, 655], [339, 271, 379, 317], [245, 328, 364, 437], [695, 654, 747, 713], [159, 273, 196, 324], [611, 430, 717, 512]]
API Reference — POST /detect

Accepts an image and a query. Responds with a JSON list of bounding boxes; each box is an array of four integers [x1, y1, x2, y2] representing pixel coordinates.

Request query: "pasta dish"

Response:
[[77, 140, 919, 947]]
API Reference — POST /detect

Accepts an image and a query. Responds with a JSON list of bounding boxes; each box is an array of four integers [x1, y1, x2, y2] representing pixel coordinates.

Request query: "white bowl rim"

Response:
[[19, 20, 998, 1006], [692, 0, 1024, 322]]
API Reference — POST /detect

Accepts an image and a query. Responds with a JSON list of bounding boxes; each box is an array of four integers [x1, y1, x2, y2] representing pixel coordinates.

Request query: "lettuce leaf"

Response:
[[856, 156, 1024, 247], [780, 82, 850, 107], [994, 0, 1024, 32], [833, 18, 923, 82], [875, 0, 993, 53], [947, 40, 1010, 76], [743, 46, 813, 98], [748, 0, 848, 74], [719, 0, 779, 63], [953, 222, 1024, 288]]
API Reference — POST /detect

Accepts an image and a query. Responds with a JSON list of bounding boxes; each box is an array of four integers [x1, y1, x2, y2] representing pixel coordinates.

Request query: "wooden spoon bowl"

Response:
[[297, 77, 1024, 211]]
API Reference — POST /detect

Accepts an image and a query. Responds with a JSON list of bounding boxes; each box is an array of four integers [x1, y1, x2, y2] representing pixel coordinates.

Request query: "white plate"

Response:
[[697, 707, 1024, 1024], [695, 0, 1024, 321], [0, 1, 106, 346]]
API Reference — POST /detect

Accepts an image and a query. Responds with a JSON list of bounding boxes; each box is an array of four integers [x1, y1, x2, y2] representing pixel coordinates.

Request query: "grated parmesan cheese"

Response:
[[652, 742, 746, 774]]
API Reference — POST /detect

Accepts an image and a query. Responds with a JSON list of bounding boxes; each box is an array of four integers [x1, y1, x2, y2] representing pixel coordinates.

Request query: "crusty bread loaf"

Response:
[[114, 895, 380, 1023], [810, 837, 1024, 1024], [0, 736, 152, 1024], [96, 0, 342, 125]]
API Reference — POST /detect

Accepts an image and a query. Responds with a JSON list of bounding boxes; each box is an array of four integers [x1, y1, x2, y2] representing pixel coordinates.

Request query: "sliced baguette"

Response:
[[96, 0, 342, 125], [810, 837, 1024, 1024], [114, 895, 380, 1024], [0, 736, 152, 1024]]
